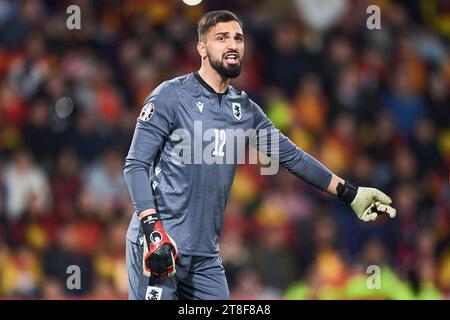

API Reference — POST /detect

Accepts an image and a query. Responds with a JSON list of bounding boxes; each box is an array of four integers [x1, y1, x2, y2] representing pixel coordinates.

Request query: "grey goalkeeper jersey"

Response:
[[124, 72, 332, 256]]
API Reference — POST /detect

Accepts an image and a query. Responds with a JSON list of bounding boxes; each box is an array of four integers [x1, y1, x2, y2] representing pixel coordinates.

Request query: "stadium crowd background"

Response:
[[0, 0, 449, 299]]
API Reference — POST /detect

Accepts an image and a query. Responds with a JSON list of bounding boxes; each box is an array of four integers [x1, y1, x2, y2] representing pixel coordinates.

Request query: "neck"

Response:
[[197, 66, 230, 94]]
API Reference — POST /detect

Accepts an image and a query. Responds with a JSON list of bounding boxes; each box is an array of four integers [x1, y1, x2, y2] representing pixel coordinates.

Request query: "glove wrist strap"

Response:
[[140, 213, 162, 242], [337, 182, 358, 204]]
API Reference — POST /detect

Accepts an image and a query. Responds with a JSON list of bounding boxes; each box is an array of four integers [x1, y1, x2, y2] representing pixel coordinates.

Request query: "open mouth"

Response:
[[224, 52, 239, 64]]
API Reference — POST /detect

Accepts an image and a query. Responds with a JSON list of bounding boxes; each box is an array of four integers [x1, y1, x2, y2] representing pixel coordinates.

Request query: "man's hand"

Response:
[[140, 213, 178, 279], [351, 187, 396, 222], [337, 182, 396, 222]]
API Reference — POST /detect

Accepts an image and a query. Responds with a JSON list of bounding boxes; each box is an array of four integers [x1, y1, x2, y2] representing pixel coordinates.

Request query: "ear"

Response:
[[197, 41, 207, 60]]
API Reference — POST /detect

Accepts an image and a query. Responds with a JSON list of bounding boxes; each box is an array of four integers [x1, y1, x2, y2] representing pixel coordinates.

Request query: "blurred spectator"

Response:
[[249, 195, 300, 290], [84, 148, 129, 215], [1, 246, 42, 298], [319, 112, 356, 174], [68, 112, 107, 163], [382, 67, 425, 137], [4, 149, 52, 220], [220, 232, 250, 292], [293, 74, 328, 134], [231, 268, 282, 299], [22, 98, 59, 162], [411, 118, 442, 177], [295, 0, 347, 32], [426, 69, 450, 129], [264, 21, 314, 97], [93, 217, 128, 298], [41, 223, 94, 297], [50, 147, 82, 221], [8, 32, 50, 99]]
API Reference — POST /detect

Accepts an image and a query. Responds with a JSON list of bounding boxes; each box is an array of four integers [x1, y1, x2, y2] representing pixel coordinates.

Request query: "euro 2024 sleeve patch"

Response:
[[138, 101, 155, 121]]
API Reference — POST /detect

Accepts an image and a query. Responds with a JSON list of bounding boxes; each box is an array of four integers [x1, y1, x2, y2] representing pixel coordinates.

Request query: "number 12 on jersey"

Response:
[[212, 129, 226, 157]]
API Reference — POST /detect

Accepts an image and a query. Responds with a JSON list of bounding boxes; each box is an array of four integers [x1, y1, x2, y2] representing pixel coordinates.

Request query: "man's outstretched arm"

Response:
[[251, 99, 396, 222]]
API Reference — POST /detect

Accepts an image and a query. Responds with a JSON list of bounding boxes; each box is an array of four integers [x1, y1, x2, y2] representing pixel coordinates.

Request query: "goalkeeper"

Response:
[[123, 10, 396, 300]]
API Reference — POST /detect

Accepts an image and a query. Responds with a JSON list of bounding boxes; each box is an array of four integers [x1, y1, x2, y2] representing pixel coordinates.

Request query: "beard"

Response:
[[207, 51, 242, 79]]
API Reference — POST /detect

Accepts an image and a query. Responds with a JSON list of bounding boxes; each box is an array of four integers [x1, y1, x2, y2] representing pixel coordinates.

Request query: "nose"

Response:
[[227, 38, 238, 51]]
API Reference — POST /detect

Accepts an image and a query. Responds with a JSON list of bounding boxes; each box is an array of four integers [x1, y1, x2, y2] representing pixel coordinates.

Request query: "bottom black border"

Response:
[[0, 300, 445, 319]]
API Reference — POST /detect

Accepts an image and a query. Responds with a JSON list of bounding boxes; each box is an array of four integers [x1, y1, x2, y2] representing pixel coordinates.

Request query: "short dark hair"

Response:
[[197, 10, 243, 41]]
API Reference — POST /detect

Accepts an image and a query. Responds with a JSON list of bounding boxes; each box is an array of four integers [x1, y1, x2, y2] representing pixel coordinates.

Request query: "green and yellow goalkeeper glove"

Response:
[[337, 182, 396, 222]]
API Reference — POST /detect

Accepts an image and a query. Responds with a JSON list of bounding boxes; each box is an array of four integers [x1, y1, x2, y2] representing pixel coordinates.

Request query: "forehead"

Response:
[[207, 21, 243, 38]]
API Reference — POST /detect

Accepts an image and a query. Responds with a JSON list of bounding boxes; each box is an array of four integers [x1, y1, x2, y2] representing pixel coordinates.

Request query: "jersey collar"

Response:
[[194, 72, 229, 96]]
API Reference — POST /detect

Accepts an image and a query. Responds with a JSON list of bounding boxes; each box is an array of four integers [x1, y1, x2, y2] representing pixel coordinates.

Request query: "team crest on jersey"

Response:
[[145, 286, 163, 300], [232, 102, 242, 120], [138, 101, 155, 121]]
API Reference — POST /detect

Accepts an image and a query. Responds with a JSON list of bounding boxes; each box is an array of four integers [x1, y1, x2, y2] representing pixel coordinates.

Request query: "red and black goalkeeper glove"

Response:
[[140, 214, 178, 279]]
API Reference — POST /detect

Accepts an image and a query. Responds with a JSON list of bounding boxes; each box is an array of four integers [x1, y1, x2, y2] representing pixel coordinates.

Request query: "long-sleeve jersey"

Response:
[[124, 72, 332, 256]]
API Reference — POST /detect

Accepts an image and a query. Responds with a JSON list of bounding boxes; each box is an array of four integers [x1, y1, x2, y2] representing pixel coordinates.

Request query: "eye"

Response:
[[217, 36, 225, 41]]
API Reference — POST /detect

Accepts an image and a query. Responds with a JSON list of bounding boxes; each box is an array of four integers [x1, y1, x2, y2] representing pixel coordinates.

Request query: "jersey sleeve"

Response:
[[123, 81, 179, 214], [250, 98, 332, 191]]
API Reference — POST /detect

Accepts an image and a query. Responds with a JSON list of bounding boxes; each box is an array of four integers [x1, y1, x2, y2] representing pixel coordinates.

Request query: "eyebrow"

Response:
[[214, 32, 244, 37]]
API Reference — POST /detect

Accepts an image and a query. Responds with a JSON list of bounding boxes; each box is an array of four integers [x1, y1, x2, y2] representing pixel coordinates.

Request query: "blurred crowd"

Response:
[[0, 0, 449, 299]]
